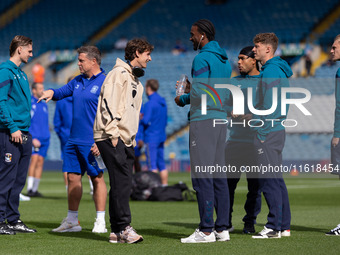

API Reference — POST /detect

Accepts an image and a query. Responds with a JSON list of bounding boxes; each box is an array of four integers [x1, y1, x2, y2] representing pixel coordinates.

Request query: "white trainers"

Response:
[[19, 193, 31, 201], [181, 229, 216, 243], [119, 226, 143, 243], [92, 218, 107, 233], [52, 218, 82, 232], [214, 230, 230, 241], [281, 229, 291, 237], [325, 224, 340, 236], [109, 232, 121, 243], [252, 226, 281, 239]]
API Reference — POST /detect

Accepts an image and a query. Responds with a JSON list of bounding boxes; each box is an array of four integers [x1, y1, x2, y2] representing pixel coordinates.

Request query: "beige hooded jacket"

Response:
[[93, 58, 143, 147]]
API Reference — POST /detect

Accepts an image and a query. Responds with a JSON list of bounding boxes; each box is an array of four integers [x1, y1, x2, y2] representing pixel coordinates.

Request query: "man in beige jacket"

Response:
[[94, 38, 153, 244]]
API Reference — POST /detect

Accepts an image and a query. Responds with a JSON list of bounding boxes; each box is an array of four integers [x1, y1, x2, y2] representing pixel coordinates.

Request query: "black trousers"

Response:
[[96, 138, 135, 233], [0, 130, 32, 223]]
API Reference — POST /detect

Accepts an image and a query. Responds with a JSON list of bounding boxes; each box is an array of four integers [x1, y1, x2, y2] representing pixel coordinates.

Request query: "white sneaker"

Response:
[[52, 218, 82, 232], [119, 226, 143, 243], [181, 229, 216, 243], [281, 229, 291, 237], [252, 226, 281, 239], [214, 230, 230, 241], [325, 224, 340, 236], [92, 218, 107, 233], [19, 193, 31, 201]]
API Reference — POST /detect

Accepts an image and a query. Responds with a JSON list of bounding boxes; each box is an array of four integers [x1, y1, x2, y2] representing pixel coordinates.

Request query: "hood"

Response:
[[148, 92, 166, 106], [0, 60, 19, 71], [262, 56, 293, 78], [114, 58, 133, 74], [200, 41, 228, 63]]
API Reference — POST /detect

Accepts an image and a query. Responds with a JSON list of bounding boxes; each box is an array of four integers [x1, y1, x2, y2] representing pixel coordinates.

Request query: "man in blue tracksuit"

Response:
[[327, 34, 340, 236], [0, 35, 36, 235], [54, 90, 73, 160], [141, 79, 168, 185], [225, 46, 262, 234], [175, 19, 231, 243], [251, 33, 292, 239], [54, 86, 73, 188], [39, 46, 108, 233], [26, 82, 50, 197]]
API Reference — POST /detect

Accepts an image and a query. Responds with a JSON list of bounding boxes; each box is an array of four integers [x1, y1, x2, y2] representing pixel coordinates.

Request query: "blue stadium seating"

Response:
[[319, 16, 340, 46], [0, 0, 136, 55], [97, 0, 339, 51], [0, 0, 17, 13]]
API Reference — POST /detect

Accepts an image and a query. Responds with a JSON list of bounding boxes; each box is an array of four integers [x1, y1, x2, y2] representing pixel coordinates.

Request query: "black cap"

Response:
[[239, 46, 255, 58]]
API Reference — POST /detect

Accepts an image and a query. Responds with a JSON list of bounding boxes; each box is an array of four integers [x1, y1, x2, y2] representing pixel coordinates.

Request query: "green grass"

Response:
[[1, 171, 339, 255]]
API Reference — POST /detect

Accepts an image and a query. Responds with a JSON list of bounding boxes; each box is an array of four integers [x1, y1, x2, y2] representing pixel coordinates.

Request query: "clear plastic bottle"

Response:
[[176, 74, 188, 96], [95, 155, 106, 169]]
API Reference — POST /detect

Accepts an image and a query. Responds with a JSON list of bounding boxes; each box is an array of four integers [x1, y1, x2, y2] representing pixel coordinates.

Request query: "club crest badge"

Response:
[[90, 86, 99, 94], [5, 153, 12, 163]]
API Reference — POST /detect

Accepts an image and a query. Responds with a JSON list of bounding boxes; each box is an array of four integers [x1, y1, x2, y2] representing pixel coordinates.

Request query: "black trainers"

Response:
[[32, 191, 43, 197], [243, 222, 255, 234], [325, 224, 340, 236], [27, 190, 34, 197], [7, 220, 36, 233], [27, 190, 43, 197], [0, 222, 16, 235]]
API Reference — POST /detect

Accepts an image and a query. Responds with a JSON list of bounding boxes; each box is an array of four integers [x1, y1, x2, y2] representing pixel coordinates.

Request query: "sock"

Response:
[[96, 211, 105, 221], [31, 178, 40, 192], [27, 176, 34, 192], [88, 178, 93, 192], [67, 210, 78, 224]]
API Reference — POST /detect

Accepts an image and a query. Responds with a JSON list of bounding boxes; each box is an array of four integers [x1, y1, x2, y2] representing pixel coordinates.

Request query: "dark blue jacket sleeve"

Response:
[[140, 101, 152, 128], [53, 101, 62, 137]]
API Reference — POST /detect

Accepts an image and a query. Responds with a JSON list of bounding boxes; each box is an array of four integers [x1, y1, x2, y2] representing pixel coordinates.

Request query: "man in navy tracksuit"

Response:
[[251, 33, 292, 239], [54, 89, 73, 188], [39, 46, 108, 234], [326, 34, 340, 236], [0, 35, 36, 235], [26, 82, 50, 197], [225, 46, 262, 234], [54, 92, 73, 160], [141, 79, 168, 185], [175, 19, 231, 243]]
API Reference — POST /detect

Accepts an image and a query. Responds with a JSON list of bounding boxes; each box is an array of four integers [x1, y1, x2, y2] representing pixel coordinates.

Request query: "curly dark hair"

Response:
[[124, 38, 154, 62]]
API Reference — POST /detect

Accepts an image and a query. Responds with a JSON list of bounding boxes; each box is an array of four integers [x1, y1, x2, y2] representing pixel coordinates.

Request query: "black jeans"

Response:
[[96, 138, 135, 233]]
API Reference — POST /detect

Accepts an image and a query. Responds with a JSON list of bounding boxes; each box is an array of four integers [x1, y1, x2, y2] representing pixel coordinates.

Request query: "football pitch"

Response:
[[1, 171, 339, 255]]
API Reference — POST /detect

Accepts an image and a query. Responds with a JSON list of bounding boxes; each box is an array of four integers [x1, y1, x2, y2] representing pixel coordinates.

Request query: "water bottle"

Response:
[[176, 74, 188, 96], [95, 155, 106, 170]]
